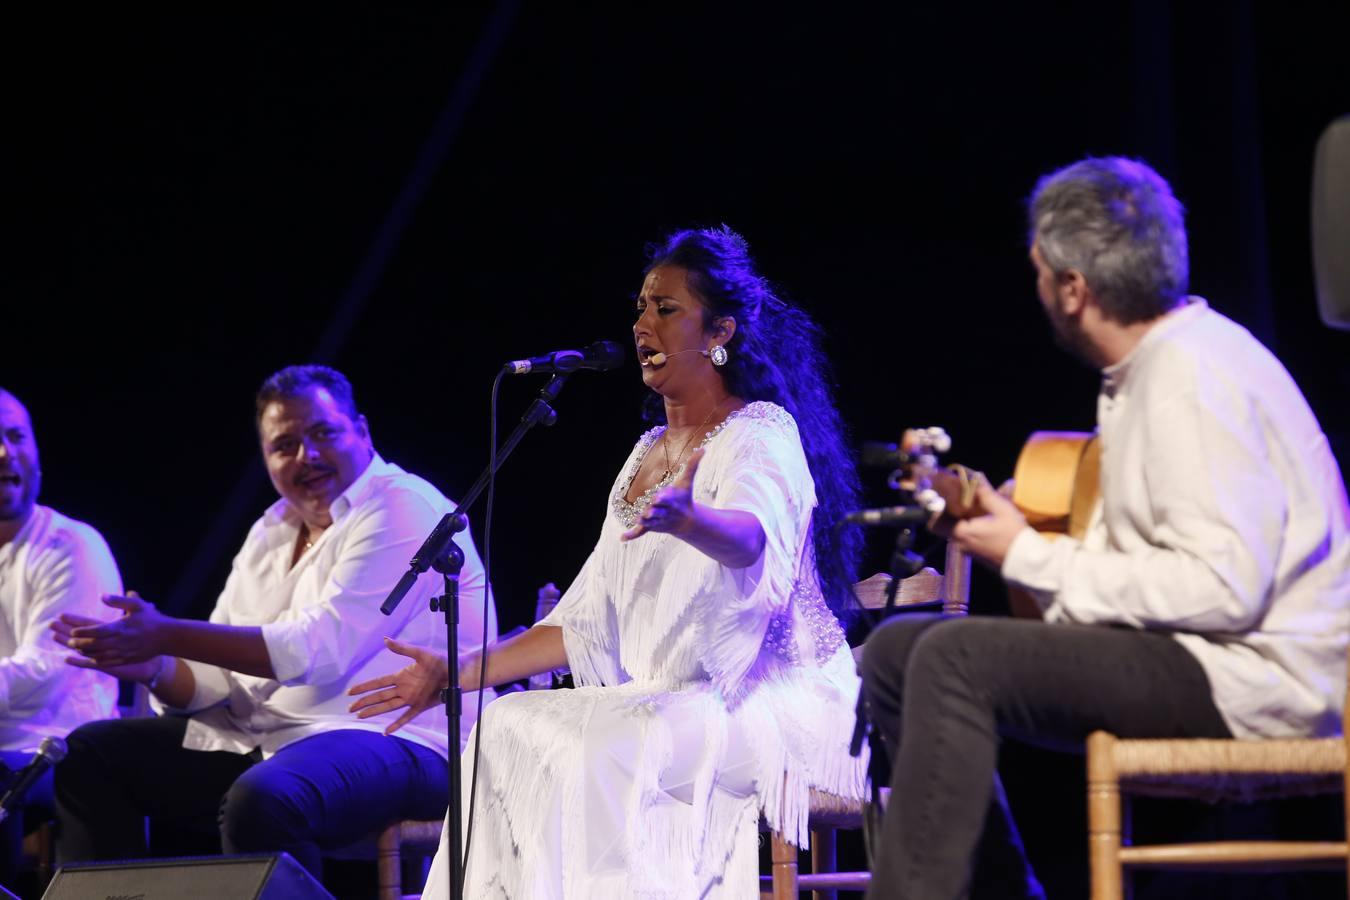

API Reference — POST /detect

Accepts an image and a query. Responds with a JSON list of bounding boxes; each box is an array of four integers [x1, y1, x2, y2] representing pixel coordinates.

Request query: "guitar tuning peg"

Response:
[[920, 427, 952, 454], [915, 488, 946, 516]]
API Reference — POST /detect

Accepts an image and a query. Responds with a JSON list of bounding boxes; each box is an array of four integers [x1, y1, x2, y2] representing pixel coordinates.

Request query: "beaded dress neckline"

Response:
[[611, 402, 764, 529]]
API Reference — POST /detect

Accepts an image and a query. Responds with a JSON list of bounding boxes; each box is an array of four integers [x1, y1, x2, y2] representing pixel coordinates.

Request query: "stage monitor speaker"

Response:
[[41, 852, 333, 900], [1312, 114, 1350, 331]]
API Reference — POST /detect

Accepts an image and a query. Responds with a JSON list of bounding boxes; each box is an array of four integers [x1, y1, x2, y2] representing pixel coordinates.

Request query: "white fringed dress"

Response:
[[422, 401, 866, 899]]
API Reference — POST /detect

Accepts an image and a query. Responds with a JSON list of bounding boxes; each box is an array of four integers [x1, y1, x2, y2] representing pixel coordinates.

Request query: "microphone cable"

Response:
[[460, 366, 505, 890]]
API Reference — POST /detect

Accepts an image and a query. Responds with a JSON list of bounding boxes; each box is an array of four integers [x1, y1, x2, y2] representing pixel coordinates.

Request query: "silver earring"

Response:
[[708, 344, 729, 367]]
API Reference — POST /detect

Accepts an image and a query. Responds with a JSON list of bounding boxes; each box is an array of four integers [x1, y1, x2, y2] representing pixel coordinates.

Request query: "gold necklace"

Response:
[[660, 397, 728, 481]]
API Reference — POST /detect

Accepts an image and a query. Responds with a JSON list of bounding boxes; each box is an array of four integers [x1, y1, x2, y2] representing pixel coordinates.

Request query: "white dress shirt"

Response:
[[163, 455, 497, 758], [0, 505, 121, 751], [1004, 300, 1350, 739]]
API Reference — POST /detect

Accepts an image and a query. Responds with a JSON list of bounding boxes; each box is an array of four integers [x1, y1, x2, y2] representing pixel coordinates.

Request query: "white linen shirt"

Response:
[[0, 505, 121, 751], [162, 454, 497, 758], [1003, 300, 1350, 739]]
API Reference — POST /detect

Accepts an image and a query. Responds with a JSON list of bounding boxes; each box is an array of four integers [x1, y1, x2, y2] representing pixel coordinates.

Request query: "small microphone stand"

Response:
[[881, 526, 926, 613], [849, 522, 928, 872], [380, 372, 571, 900], [848, 524, 925, 759]]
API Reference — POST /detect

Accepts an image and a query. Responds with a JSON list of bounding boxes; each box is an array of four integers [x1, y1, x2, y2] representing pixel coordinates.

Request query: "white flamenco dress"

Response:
[[422, 401, 867, 899]]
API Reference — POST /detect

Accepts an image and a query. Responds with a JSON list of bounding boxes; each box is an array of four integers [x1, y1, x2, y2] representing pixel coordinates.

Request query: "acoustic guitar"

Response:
[[899, 430, 1102, 619]]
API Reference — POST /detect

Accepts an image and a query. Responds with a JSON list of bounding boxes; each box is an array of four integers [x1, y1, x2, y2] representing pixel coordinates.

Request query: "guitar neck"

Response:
[[923, 465, 991, 534]]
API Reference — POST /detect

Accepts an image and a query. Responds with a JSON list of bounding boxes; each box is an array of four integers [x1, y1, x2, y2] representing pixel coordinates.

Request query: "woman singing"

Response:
[[350, 225, 865, 898]]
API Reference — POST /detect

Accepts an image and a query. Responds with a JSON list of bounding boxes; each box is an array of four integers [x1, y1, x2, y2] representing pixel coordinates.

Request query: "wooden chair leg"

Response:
[[810, 826, 837, 900], [771, 830, 798, 900], [37, 820, 55, 890], [942, 543, 971, 615], [376, 822, 402, 900], [1087, 732, 1125, 900]]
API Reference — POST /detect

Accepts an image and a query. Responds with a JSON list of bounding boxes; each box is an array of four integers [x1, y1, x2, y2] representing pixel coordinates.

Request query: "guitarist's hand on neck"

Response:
[[950, 480, 1032, 570]]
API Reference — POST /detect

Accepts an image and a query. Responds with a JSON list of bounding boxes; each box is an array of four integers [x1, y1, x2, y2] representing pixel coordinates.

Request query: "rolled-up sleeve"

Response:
[[261, 489, 443, 687], [149, 566, 242, 715]]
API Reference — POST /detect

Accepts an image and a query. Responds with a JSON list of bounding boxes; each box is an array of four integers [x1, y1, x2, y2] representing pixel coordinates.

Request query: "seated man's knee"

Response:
[[65, 718, 127, 753], [57, 719, 133, 786], [905, 617, 989, 687], [218, 765, 309, 851], [861, 616, 940, 685]]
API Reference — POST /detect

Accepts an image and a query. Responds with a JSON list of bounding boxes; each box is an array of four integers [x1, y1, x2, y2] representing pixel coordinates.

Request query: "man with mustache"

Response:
[[860, 158, 1350, 899], [51, 366, 497, 884], [0, 388, 120, 889]]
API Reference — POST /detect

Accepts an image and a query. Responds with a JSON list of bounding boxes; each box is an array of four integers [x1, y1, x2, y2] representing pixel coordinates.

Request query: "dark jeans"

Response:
[[54, 716, 449, 879], [860, 615, 1232, 900]]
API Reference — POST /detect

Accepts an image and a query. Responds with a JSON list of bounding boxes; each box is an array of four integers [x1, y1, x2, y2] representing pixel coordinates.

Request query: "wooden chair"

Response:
[[375, 818, 443, 900], [761, 542, 971, 899], [1086, 653, 1349, 899]]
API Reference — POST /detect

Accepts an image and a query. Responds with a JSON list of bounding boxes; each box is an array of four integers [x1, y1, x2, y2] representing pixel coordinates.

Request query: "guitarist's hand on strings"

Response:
[[950, 479, 1030, 569]]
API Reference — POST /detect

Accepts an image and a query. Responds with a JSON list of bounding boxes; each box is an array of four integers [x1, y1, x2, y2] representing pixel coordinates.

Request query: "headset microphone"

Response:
[[643, 349, 710, 367]]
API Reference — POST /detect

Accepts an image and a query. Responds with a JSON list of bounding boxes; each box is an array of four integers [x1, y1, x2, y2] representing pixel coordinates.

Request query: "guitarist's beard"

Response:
[[1044, 298, 1098, 368]]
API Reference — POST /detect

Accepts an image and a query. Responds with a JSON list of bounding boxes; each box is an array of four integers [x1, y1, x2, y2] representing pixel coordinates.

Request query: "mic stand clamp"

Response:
[[882, 527, 925, 613]]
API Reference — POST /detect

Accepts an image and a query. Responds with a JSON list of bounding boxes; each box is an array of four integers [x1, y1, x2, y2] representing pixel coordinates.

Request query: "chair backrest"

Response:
[[852, 543, 971, 616]]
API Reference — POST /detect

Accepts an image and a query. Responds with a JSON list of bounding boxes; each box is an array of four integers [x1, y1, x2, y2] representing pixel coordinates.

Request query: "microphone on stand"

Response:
[[842, 506, 932, 527], [504, 341, 625, 375], [0, 736, 66, 824]]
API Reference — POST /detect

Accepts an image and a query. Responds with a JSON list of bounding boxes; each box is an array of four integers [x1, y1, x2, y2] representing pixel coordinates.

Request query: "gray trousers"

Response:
[[860, 615, 1231, 900]]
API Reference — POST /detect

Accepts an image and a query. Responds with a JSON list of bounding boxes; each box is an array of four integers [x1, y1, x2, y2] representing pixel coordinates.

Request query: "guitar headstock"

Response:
[[892, 427, 990, 532]]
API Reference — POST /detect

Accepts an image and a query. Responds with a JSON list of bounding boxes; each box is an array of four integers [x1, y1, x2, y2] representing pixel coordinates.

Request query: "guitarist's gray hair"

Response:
[[1029, 156, 1189, 325]]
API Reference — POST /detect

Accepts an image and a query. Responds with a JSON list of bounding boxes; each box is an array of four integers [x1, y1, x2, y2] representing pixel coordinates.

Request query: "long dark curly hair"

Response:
[[644, 226, 863, 622]]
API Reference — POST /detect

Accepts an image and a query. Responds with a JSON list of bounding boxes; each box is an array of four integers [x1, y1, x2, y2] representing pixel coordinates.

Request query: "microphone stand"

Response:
[[849, 524, 925, 758], [881, 526, 925, 613], [849, 522, 927, 872], [380, 372, 571, 900]]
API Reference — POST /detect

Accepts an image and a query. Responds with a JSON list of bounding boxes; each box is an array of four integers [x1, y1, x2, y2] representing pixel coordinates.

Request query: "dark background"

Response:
[[4, 3, 1348, 897]]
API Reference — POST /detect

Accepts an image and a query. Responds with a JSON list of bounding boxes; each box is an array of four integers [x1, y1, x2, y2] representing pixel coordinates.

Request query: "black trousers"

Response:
[[54, 716, 450, 880], [860, 615, 1232, 900], [0, 750, 54, 890]]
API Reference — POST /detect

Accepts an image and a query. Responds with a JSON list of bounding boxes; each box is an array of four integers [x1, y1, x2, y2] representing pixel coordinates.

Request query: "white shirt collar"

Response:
[[1102, 296, 1208, 393]]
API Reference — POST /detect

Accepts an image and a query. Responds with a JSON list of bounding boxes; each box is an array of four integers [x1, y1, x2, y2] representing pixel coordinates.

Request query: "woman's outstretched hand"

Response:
[[621, 447, 704, 542], [348, 637, 449, 735]]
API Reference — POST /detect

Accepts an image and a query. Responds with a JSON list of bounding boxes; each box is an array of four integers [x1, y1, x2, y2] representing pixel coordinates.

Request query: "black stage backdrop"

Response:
[[4, 4, 1348, 897]]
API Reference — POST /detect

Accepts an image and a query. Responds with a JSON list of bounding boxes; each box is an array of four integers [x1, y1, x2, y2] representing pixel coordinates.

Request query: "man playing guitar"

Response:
[[861, 157, 1350, 900]]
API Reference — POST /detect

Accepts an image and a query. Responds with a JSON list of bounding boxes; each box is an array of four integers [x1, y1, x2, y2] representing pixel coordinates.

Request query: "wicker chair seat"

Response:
[[1112, 736, 1345, 804], [804, 789, 866, 830]]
